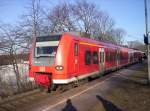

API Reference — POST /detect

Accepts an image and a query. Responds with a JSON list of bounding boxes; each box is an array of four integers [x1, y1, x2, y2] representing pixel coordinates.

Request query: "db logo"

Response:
[[39, 67, 45, 72]]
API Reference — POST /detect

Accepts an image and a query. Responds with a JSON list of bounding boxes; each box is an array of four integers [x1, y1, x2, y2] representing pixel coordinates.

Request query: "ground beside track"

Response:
[[0, 61, 149, 111], [48, 62, 149, 111], [92, 61, 150, 111]]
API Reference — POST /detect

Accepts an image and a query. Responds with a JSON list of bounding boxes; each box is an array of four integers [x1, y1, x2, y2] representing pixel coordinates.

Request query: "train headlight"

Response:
[[29, 77, 34, 81], [55, 66, 64, 71]]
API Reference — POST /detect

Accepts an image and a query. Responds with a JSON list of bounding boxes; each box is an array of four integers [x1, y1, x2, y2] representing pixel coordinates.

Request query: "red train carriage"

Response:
[[29, 32, 143, 90]]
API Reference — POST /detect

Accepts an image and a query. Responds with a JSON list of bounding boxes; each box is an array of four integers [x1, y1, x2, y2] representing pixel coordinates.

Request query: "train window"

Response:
[[112, 52, 114, 61], [106, 52, 110, 62], [110, 51, 112, 61], [120, 52, 122, 60], [117, 51, 120, 60], [74, 43, 78, 56], [36, 35, 62, 42], [116, 51, 118, 60], [93, 51, 98, 64], [110, 50, 114, 61], [36, 46, 57, 57], [106, 52, 108, 62], [123, 52, 125, 60], [112, 51, 115, 61], [115, 52, 117, 60], [85, 51, 91, 65]]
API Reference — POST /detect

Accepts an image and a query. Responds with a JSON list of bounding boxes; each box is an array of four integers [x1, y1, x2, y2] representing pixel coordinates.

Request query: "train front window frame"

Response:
[[35, 35, 60, 57], [93, 51, 98, 64], [35, 46, 58, 57], [36, 35, 62, 42]]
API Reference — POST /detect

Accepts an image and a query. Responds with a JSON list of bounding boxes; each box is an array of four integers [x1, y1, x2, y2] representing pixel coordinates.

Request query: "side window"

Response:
[[93, 51, 98, 64], [115, 50, 118, 61], [110, 49, 113, 61], [117, 51, 120, 60], [106, 51, 110, 62], [112, 51, 115, 61], [106, 52, 108, 62], [120, 52, 122, 60], [74, 43, 78, 56], [85, 51, 91, 65], [111, 51, 114, 61], [110, 51, 112, 61]]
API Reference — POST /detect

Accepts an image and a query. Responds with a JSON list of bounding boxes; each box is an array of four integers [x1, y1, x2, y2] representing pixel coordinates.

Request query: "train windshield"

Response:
[[35, 34, 61, 57], [36, 35, 62, 42], [36, 46, 57, 57]]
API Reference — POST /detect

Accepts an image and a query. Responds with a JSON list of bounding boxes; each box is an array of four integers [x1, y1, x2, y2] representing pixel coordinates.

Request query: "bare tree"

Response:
[[28, 0, 124, 43], [43, 2, 76, 33], [0, 24, 26, 92], [19, 0, 43, 43], [128, 40, 146, 51], [113, 28, 126, 44], [106, 28, 126, 44], [16, 0, 125, 46], [91, 11, 115, 40], [72, 1, 98, 34], [71, 1, 116, 40]]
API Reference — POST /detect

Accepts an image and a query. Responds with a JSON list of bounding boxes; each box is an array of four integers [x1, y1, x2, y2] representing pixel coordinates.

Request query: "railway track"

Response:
[[0, 89, 43, 111], [0, 74, 113, 111]]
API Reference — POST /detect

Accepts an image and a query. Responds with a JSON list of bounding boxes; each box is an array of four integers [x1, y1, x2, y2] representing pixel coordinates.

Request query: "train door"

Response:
[[116, 49, 119, 67], [99, 48, 105, 73], [128, 52, 131, 63], [74, 42, 79, 75]]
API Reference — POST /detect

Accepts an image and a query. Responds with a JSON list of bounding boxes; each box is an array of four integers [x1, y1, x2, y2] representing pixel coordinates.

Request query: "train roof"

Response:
[[36, 32, 143, 52], [63, 32, 130, 50]]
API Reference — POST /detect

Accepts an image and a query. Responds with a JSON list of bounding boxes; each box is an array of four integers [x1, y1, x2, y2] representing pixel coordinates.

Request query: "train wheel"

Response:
[[47, 74, 52, 93], [51, 84, 58, 91], [73, 80, 79, 87], [88, 77, 93, 81], [47, 85, 51, 93]]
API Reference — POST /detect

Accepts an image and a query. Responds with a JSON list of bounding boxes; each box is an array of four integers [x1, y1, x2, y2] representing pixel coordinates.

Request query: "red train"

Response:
[[29, 32, 144, 90]]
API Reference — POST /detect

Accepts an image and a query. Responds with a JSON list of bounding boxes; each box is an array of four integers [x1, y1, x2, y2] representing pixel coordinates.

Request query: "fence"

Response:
[[0, 61, 37, 100]]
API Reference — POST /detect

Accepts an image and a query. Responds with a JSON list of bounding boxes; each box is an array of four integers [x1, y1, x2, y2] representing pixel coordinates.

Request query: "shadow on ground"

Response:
[[62, 99, 77, 111], [96, 95, 123, 111]]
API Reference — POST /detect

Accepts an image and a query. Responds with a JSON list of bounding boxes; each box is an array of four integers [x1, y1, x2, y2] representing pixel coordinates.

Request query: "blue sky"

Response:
[[0, 0, 150, 43], [97, 0, 150, 43]]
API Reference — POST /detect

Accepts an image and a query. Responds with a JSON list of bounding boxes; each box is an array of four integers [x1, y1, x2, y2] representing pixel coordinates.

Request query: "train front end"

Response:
[[29, 34, 62, 88]]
